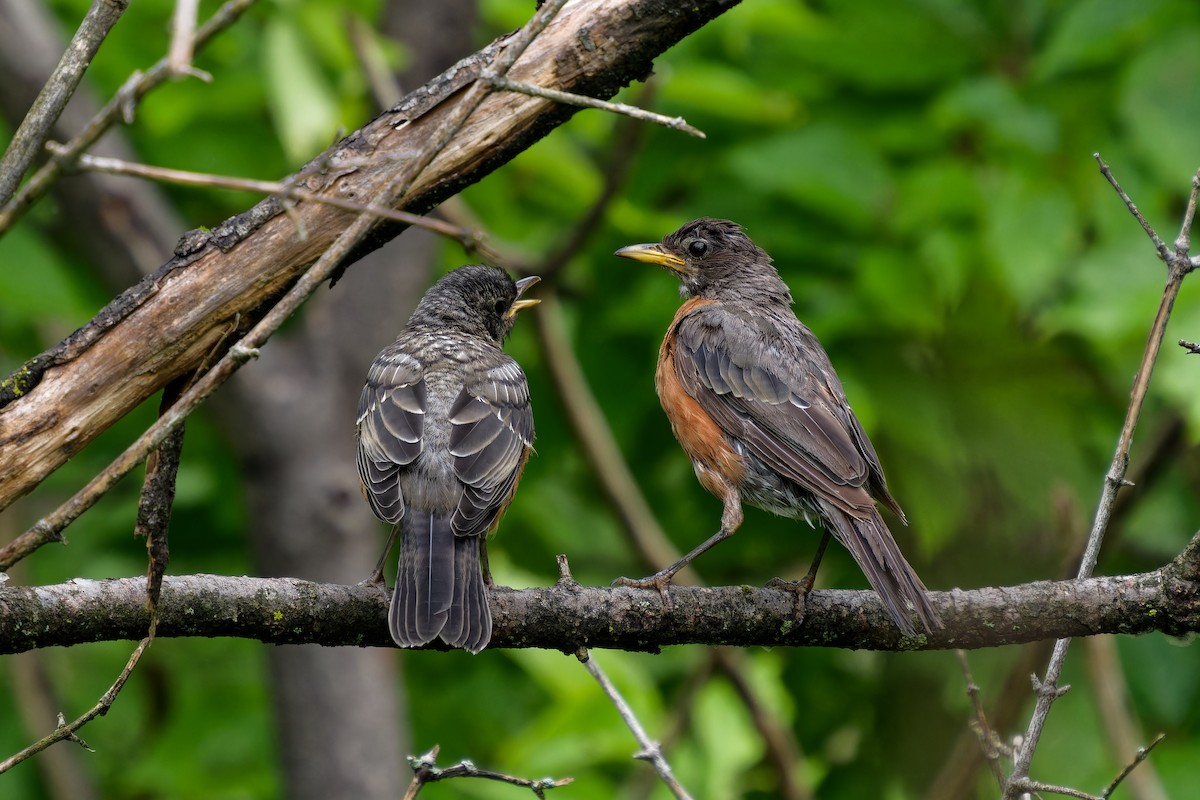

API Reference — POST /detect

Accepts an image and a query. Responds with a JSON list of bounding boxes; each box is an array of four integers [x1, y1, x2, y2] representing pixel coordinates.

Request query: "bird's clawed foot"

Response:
[[359, 568, 388, 589], [612, 572, 677, 610], [766, 575, 815, 596], [768, 530, 830, 597]]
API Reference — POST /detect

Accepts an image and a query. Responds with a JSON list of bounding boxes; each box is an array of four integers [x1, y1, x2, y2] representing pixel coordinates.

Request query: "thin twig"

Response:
[[0, 0, 570, 566], [0, 636, 151, 773], [1093, 154, 1171, 264], [956, 650, 1007, 791], [1006, 159, 1197, 797], [0, 0, 131, 205], [484, 73, 705, 139], [577, 648, 694, 800], [1102, 734, 1166, 798], [1173, 171, 1200, 257], [167, 0, 210, 80], [402, 744, 573, 799], [347, 13, 402, 109], [1010, 778, 1102, 800], [62, 151, 485, 247], [0, 0, 258, 233], [1180, 339, 1200, 354]]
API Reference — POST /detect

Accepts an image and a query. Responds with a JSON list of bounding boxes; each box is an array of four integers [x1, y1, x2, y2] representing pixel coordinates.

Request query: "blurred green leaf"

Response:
[[694, 678, 763, 796], [791, 0, 983, 89], [932, 76, 1059, 154], [1120, 30, 1200, 184], [982, 169, 1080, 310], [659, 62, 800, 124], [726, 123, 893, 232], [1033, 0, 1169, 80], [262, 16, 343, 163]]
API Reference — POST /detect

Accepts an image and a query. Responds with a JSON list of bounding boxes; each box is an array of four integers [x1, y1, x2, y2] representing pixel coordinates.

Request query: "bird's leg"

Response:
[[480, 537, 494, 588], [364, 525, 400, 587], [613, 490, 743, 610], [767, 529, 831, 595]]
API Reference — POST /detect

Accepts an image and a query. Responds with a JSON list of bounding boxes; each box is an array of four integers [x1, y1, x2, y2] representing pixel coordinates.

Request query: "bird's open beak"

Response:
[[506, 275, 541, 318], [614, 243, 686, 273]]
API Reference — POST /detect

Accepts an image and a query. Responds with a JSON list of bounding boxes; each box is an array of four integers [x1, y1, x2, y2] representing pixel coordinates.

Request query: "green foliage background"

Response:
[[2, 0, 1200, 797]]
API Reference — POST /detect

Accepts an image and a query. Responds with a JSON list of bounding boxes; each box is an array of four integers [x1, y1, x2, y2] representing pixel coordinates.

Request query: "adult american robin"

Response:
[[356, 265, 539, 653], [615, 218, 939, 635]]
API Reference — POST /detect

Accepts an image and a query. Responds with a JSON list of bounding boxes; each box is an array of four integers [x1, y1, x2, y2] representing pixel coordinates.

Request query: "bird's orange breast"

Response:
[[656, 298, 746, 497]]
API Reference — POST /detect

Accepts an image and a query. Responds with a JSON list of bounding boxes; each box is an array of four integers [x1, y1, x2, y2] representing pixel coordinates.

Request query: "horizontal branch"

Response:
[[2, 548, 1196, 654]]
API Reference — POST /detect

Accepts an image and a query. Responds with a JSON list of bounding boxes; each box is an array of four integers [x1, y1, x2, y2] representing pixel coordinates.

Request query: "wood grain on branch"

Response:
[[0, 0, 739, 515], [1, 544, 1197, 654]]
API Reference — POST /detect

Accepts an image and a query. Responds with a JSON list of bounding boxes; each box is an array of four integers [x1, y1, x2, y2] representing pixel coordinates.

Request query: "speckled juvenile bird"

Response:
[[356, 265, 539, 653], [615, 218, 939, 635]]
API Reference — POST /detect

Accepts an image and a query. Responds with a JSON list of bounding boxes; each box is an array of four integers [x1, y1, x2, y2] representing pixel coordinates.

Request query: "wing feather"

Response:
[[448, 358, 534, 538], [355, 349, 426, 524], [674, 306, 882, 518]]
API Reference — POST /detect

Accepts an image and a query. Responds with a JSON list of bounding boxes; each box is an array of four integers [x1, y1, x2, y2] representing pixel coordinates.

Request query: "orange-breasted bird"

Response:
[[356, 265, 539, 652], [615, 218, 939, 634]]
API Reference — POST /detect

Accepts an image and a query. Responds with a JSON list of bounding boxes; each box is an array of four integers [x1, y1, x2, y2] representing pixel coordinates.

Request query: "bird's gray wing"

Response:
[[356, 348, 426, 523], [448, 357, 534, 538]]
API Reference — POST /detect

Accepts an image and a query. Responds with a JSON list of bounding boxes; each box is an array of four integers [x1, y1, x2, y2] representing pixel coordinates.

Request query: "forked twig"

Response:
[[402, 744, 572, 799], [1006, 733, 1166, 800], [167, 0, 210, 80], [1004, 159, 1199, 797], [134, 379, 188, 611], [0, 636, 152, 773]]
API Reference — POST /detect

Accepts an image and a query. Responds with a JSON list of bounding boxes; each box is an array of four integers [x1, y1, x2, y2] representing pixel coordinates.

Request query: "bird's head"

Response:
[[615, 218, 791, 304], [408, 265, 540, 343]]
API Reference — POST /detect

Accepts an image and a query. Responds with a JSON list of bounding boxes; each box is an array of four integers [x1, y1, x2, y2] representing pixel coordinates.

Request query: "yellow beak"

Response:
[[506, 275, 541, 319], [614, 243, 686, 273]]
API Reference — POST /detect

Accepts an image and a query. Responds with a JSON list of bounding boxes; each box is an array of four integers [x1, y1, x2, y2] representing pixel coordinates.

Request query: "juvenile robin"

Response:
[[615, 218, 939, 634], [356, 265, 539, 653]]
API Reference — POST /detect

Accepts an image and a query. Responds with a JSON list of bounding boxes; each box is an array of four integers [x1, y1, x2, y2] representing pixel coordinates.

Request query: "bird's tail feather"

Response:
[[441, 534, 492, 653], [390, 509, 492, 653], [820, 501, 940, 635]]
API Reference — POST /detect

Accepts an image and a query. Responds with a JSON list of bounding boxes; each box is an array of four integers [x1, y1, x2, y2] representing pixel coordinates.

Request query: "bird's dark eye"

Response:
[[494, 300, 508, 315], [687, 239, 709, 258]]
